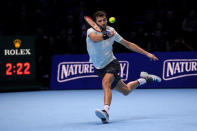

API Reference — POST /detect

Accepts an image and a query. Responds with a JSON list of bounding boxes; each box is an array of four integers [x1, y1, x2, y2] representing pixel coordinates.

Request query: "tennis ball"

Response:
[[109, 17, 116, 23]]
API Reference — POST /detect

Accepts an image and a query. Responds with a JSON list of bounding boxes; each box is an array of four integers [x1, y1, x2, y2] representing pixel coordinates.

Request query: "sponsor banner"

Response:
[[163, 59, 197, 80], [57, 61, 129, 83], [50, 52, 197, 90]]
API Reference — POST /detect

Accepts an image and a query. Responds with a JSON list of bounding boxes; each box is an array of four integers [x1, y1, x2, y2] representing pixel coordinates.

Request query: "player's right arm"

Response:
[[88, 32, 103, 42], [88, 30, 114, 42]]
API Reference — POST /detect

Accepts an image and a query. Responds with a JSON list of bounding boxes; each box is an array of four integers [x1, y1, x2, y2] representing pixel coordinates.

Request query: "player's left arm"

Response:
[[119, 39, 159, 61]]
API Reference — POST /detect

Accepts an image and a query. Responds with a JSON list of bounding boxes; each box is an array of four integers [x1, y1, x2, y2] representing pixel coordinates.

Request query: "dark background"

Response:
[[0, 0, 196, 87]]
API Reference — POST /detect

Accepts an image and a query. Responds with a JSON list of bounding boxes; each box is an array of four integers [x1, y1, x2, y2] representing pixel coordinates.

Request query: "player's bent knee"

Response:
[[114, 82, 131, 96], [123, 91, 129, 96]]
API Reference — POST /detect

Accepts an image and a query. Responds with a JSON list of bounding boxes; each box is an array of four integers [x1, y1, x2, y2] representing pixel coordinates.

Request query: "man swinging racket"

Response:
[[85, 11, 161, 124]]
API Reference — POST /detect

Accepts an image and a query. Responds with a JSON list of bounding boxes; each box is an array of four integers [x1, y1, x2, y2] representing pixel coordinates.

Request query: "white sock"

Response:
[[137, 78, 147, 86], [104, 105, 110, 114]]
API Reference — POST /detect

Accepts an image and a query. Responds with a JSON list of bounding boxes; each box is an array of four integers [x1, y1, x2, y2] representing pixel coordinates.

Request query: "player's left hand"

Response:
[[147, 53, 159, 61], [106, 29, 114, 37]]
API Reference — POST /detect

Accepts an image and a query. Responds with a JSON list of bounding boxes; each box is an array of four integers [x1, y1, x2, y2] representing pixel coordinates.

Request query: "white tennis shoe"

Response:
[[95, 109, 109, 124], [140, 72, 162, 83]]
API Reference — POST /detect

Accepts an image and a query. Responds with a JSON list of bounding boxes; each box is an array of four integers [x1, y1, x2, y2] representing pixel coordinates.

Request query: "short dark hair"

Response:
[[93, 11, 107, 20]]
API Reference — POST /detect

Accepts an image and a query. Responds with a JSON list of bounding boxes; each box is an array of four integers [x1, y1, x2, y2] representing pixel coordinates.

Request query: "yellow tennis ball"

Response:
[[109, 17, 116, 23]]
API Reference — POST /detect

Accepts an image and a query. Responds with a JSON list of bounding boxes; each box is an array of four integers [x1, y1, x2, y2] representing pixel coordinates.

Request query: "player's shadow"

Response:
[[111, 115, 160, 124], [63, 115, 161, 127], [76, 116, 159, 126]]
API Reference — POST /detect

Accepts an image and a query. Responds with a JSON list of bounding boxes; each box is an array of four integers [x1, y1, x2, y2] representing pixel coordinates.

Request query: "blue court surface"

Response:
[[0, 89, 197, 131]]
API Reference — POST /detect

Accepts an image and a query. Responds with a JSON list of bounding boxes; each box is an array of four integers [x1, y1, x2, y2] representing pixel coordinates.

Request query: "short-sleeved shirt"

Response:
[[86, 26, 123, 69]]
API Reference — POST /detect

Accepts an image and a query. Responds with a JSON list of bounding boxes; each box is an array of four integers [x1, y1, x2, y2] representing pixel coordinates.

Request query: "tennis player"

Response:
[[86, 11, 161, 124]]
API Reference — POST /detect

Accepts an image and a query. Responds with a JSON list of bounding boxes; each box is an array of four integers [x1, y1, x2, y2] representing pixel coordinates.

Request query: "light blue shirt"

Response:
[[86, 26, 123, 69]]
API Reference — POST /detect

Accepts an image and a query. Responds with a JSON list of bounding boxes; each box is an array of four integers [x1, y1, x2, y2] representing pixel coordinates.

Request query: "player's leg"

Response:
[[114, 79, 139, 96], [95, 73, 114, 124], [102, 73, 115, 106], [114, 71, 162, 95]]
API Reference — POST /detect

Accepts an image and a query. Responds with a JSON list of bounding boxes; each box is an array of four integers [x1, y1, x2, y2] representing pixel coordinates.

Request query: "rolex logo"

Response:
[[13, 39, 21, 48], [4, 38, 31, 56]]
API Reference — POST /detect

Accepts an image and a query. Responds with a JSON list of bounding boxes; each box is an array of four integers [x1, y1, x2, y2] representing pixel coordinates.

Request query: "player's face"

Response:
[[96, 16, 107, 29]]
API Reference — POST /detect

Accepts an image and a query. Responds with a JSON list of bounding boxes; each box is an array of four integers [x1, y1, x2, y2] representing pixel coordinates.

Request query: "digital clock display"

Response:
[[0, 36, 36, 84], [6, 62, 31, 76]]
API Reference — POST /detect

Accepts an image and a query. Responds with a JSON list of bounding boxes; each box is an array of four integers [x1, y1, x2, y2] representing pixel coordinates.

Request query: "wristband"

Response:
[[102, 31, 110, 40]]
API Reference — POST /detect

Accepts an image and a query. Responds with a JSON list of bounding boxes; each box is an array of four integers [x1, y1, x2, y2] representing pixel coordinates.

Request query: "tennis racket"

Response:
[[84, 16, 102, 32]]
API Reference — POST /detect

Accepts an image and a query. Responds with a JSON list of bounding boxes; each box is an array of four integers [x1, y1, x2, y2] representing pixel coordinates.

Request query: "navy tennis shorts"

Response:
[[95, 59, 121, 89]]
